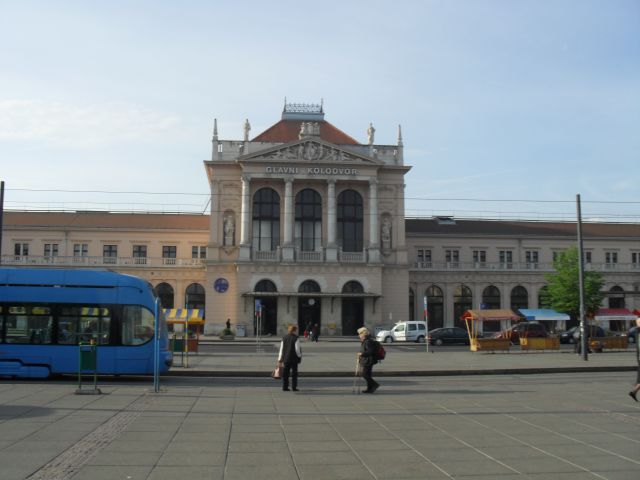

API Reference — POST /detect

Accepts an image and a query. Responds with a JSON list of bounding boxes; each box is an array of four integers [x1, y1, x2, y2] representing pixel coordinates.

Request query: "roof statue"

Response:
[[243, 119, 251, 142], [367, 123, 375, 145]]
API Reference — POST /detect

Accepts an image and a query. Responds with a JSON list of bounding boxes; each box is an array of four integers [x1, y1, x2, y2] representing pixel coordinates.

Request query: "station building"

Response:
[[2, 103, 639, 335]]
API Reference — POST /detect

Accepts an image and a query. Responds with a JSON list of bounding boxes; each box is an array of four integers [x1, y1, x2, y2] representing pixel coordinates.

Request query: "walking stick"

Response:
[[352, 353, 361, 394]]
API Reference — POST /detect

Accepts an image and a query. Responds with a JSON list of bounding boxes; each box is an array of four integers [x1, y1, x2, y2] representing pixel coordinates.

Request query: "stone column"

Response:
[[368, 178, 380, 263], [281, 176, 295, 262], [238, 174, 252, 261], [326, 179, 338, 262]]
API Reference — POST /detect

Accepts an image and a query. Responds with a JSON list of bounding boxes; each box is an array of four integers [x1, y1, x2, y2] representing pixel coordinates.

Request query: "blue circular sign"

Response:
[[214, 278, 229, 293]]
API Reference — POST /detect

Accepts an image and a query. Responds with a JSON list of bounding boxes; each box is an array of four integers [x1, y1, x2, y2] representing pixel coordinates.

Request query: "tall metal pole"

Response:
[[0, 181, 4, 266], [576, 194, 588, 361], [153, 298, 160, 392]]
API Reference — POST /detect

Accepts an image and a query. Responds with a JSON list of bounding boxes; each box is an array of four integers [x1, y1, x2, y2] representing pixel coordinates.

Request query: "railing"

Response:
[[411, 261, 640, 273], [1, 255, 206, 268], [340, 250, 365, 263], [296, 249, 324, 262], [254, 249, 280, 262]]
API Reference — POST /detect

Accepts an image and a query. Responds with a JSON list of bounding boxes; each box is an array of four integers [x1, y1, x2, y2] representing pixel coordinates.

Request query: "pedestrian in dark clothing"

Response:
[[305, 320, 313, 341], [357, 327, 379, 393], [629, 317, 640, 402], [312, 323, 320, 342], [278, 324, 302, 392]]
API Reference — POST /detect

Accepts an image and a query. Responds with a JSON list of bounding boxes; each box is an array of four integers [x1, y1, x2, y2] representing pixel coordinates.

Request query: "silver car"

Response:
[[376, 321, 428, 343]]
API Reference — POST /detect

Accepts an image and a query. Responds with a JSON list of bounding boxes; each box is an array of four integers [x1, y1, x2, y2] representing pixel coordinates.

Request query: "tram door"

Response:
[[298, 297, 321, 333]]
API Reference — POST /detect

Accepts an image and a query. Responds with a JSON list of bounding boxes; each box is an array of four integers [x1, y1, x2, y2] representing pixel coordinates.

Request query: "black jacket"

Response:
[[279, 333, 301, 364], [359, 335, 377, 367]]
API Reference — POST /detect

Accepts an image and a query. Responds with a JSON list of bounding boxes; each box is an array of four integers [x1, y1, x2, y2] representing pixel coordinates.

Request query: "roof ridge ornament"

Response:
[[282, 100, 325, 121]]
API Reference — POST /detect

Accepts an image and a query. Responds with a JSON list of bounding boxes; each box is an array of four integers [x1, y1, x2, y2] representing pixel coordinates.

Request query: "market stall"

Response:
[[594, 308, 636, 333], [518, 308, 570, 334], [461, 309, 521, 352]]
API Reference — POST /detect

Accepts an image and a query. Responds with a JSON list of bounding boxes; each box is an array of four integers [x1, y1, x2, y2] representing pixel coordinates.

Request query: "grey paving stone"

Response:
[[289, 440, 350, 453], [102, 439, 169, 453], [157, 451, 227, 466], [71, 465, 153, 480], [227, 441, 289, 453], [223, 464, 300, 480], [293, 451, 360, 465], [297, 464, 375, 480], [86, 451, 163, 466], [225, 451, 293, 466], [147, 466, 224, 480], [165, 440, 229, 453]]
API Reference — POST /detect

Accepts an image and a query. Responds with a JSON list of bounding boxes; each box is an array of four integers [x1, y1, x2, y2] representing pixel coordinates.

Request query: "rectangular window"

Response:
[[445, 249, 459, 268], [14, 243, 29, 257], [525, 250, 538, 269], [58, 306, 111, 345], [192, 246, 207, 259], [73, 243, 88, 256], [499, 250, 513, 269], [417, 249, 431, 266], [584, 251, 592, 264], [472, 250, 486, 264], [44, 243, 59, 258], [5, 305, 53, 344], [162, 245, 177, 265], [103, 245, 117, 264], [133, 245, 147, 265], [605, 252, 618, 269], [632, 252, 640, 265]]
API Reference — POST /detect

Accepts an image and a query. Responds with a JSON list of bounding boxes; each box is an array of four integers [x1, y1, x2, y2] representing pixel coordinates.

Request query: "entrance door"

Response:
[[254, 297, 278, 335], [298, 297, 321, 334], [341, 298, 364, 335]]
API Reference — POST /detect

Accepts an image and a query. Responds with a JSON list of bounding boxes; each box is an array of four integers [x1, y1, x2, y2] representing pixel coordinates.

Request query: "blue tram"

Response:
[[0, 268, 172, 378]]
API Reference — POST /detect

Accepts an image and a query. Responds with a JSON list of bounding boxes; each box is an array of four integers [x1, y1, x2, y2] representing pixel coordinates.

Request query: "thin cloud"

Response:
[[0, 99, 182, 148]]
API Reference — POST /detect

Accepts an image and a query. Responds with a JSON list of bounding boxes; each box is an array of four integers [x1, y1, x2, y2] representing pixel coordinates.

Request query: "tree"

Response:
[[544, 246, 604, 320]]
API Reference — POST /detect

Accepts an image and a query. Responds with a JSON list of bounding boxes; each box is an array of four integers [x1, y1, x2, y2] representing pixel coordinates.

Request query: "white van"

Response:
[[376, 321, 428, 343]]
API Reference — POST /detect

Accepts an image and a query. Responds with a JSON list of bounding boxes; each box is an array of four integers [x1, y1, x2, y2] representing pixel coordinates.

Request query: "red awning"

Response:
[[594, 308, 636, 321]]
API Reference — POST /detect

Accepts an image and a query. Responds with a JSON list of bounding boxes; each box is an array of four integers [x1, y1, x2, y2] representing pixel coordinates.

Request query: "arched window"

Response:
[[608, 285, 625, 309], [510, 286, 529, 310], [295, 189, 322, 251], [409, 288, 415, 321], [185, 283, 205, 310], [337, 189, 363, 252], [538, 286, 551, 308], [255, 279, 277, 293], [298, 280, 321, 293], [482, 286, 501, 309], [454, 285, 472, 329], [155, 282, 174, 309], [426, 285, 444, 329], [252, 188, 280, 251], [342, 281, 364, 294]]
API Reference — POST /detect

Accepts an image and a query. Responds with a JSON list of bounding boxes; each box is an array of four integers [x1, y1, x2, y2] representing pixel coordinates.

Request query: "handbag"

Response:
[[271, 363, 283, 379]]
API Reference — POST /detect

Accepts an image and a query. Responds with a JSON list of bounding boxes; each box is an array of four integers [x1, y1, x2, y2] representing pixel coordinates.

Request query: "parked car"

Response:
[[626, 326, 637, 344], [559, 325, 605, 344], [428, 327, 471, 346], [376, 321, 428, 343], [492, 321, 548, 344]]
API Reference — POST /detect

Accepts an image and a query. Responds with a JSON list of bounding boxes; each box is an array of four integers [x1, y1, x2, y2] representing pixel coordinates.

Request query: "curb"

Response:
[[165, 366, 637, 378]]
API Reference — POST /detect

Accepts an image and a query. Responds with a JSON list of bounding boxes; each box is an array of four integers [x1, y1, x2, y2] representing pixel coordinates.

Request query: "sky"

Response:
[[1, 0, 639, 222]]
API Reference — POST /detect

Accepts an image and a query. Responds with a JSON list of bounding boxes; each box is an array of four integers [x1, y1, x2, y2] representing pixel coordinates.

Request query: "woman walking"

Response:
[[357, 327, 380, 394]]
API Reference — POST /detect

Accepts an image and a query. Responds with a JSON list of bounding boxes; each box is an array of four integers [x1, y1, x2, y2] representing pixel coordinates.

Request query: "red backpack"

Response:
[[373, 340, 386, 361]]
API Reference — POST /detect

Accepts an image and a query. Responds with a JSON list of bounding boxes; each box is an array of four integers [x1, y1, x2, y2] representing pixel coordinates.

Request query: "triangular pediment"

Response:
[[240, 138, 383, 165]]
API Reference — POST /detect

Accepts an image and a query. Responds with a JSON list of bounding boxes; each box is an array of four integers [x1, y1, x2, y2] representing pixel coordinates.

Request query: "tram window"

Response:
[[121, 306, 154, 345], [58, 306, 111, 345], [5, 305, 53, 344]]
